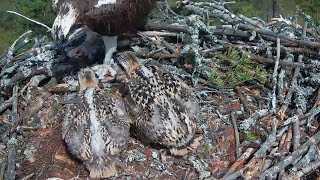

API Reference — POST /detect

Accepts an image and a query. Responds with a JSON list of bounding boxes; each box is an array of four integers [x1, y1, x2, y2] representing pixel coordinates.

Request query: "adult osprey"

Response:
[[52, 0, 155, 65]]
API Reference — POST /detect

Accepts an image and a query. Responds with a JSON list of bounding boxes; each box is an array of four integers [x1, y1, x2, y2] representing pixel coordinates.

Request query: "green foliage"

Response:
[[209, 48, 268, 88], [296, 0, 320, 22], [0, 0, 54, 54], [244, 131, 257, 142], [228, 0, 258, 18], [228, 0, 320, 24], [14, 0, 55, 34], [208, 72, 224, 89]]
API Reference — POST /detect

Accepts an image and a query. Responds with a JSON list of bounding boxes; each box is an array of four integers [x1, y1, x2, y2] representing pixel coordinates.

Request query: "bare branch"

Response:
[[7, 11, 52, 32]]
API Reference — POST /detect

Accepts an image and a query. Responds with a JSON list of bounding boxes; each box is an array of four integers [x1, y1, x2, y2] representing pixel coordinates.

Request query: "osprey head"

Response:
[[58, 27, 105, 66]]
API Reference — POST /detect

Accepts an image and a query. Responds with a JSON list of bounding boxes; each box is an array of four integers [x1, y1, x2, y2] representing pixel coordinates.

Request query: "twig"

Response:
[[221, 148, 255, 179], [6, 30, 32, 60], [292, 144, 318, 170], [10, 90, 50, 133], [0, 97, 13, 114], [230, 112, 240, 159], [255, 117, 278, 158], [271, 38, 281, 113], [145, 24, 189, 33], [292, 118, 300, 151], [139, 31, 177, 37], [306, 100, 320, 128], [0, 160, 6, 180], [244, 52, 304, 68], [260, 130, 320, 179], [277, 69, 285, 104], [239, 109, 269, 132], [236, 86, 251, 115], [302, 21, 308, 39], [296, 88, 320, 125], [290, 160, 320, 178], [5, 86, 19, 180], [7, 11, 51, 32], [278, 130, 288, 154], [19, 173, 34, 180], [238, 24, 320, 49], [181, 15, 204, 85], [158, 37, 179, 55], [278, 55, 303, 121], [282, 128, 293, 155]]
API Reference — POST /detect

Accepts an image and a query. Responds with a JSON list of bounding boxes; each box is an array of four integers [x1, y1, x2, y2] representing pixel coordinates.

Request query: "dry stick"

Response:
[[139, 31, 177, 37], [145, 24, 189, 33], [10, 94, 48, 133], [277, 69, 286, 104], [5, 86, 19, 180], [13, 42, 56, 61], [288, 22, 306, 152], [271, 38, 281, 113], [278, 55, 303, 121], [0, 161, 6, 180], [207, 27, 318, 54], [268, 17, 319, 41], [277, 128, 292, 179], [283, 128, 293, 155], [306, 108, 320, 129], [211, 28, 318, 55], [291, 160, 320, 178], [147, 24, 318, 57], [301, 21, 308, 40], [0, 97, 13, 114], [292, 144, 318, 170], [230, 112, 240, 159], [235, 86, 250, 115], [183, 1, 320, 49], [6, 11, 51, 32], [158, 37, 179, 55], [243, 51, 304, 68], [298, 88, 320, 124], [278, 130, 288, 154], [281, 89, 320, 125], [19, 173, 34, 180], [260, 130, 320, 179], [255, 117, 278, 158], [292, 118, 301, 151], [238, 24, 320, 49], [221, 148, 255, 180], [6, 30, 32, 60]]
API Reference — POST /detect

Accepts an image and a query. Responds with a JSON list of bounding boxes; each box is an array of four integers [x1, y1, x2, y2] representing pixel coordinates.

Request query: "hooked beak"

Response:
[[56, 29, 88, 56], [55, 27, 105, 66]]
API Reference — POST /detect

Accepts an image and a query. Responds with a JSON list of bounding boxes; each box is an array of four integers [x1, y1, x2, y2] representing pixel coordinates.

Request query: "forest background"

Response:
[[0, 0, 320, 54]]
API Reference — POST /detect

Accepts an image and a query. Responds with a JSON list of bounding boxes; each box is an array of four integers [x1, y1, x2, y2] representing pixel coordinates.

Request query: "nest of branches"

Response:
[[0, 1, 319, 179]]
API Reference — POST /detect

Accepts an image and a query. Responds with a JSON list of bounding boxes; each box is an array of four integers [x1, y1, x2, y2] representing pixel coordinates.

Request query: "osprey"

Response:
[[116, 52, 201, 156], [52, 0, 155, 65], [63, 67, 131, 178]]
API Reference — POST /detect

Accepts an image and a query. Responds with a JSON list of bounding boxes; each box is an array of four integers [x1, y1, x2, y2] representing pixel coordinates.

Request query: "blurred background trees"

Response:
[[0, 0, 54, 53], [0, 0, 319, 54]]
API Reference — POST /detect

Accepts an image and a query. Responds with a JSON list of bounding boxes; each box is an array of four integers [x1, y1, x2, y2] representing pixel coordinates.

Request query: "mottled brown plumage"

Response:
[[84, 0, 155, 36], [52, 0, 155, 41], [116, 52, 201, 156], [62, 68, 131, 178]]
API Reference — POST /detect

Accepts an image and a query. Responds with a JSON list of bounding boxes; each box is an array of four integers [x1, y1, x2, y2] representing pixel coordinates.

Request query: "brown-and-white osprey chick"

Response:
[[116, 52, 201, 156], [62, 68, 131, 178]]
